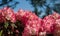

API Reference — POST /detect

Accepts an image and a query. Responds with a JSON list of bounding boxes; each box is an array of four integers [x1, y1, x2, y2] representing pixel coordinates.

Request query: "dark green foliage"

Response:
[[27, 0, 60, 18], [0, 0, 19, 9]]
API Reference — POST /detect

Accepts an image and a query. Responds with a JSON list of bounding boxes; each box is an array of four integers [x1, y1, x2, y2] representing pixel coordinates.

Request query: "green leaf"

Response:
[[4, 22, 9, 29], [0, 30, 3, 36], [11, 23, 17, 28]]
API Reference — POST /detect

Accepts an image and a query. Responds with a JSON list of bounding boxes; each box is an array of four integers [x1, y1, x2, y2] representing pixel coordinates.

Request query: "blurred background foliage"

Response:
[[0, 0, 60, 18], [0, 0, 19, 9], [27, 0, 60, 18]]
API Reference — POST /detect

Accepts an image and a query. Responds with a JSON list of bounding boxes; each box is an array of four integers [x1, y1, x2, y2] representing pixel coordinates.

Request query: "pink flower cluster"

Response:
[[0, 7, 60, 36], [0, 7, 16, 23]]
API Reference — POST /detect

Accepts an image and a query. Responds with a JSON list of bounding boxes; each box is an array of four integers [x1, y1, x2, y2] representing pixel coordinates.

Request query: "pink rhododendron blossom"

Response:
[[0, 9, 6, 23], [43, 15, 56, 33], [22, 15, 42, 36], [3, 7, 16, 23]]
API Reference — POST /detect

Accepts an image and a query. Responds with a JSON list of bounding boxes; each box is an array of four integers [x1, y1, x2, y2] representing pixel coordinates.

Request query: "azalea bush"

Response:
[[0, 7, 60, 36]]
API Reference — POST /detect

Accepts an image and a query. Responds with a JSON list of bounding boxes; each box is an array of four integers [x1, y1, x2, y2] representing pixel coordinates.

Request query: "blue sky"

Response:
[[13, 0, 54, 12], [14, 0, 34, 12]]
